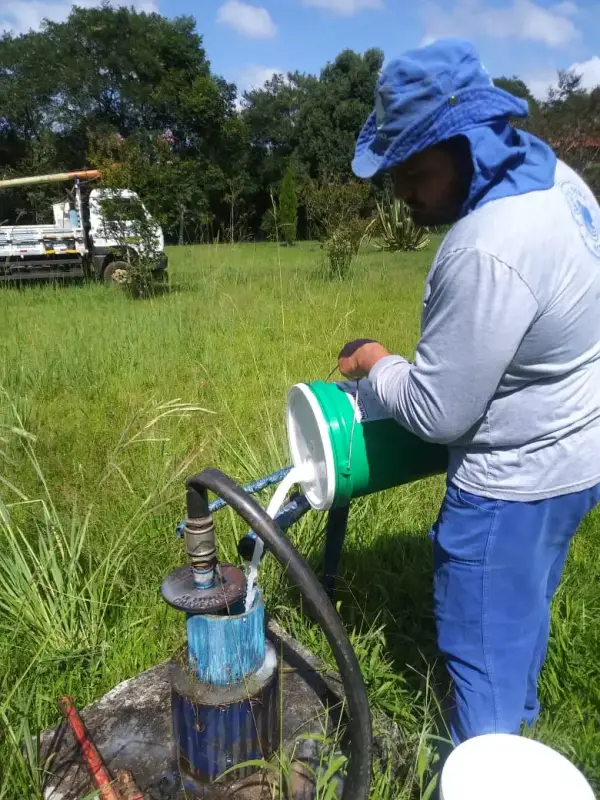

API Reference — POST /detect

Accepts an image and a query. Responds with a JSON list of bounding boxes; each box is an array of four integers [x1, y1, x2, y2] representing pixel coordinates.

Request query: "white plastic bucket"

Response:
[[285, 379, 448, 511], [439, 734, 595, 800]]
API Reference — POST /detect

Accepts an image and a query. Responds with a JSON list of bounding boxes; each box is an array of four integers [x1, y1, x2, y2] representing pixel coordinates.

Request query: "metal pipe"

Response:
[[0, 170, 101, 189], [183, 516, 217, 589], [57, 696, 120, 800]]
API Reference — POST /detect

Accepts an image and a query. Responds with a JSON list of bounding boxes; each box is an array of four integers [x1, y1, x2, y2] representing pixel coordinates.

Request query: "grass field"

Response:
[[1, 240, 599, 799]]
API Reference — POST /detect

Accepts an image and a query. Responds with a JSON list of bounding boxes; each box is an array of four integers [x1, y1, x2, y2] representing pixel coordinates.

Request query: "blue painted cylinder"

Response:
[[186, 591, 265, 686], [171, 641, 279, 784]]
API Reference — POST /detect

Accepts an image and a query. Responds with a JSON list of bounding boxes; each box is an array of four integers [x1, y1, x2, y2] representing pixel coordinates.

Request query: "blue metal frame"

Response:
[[323, 503, 350, 599]]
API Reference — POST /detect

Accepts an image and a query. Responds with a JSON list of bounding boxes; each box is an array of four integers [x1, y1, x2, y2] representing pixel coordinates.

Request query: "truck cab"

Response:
[[88, 188, 167, 281]]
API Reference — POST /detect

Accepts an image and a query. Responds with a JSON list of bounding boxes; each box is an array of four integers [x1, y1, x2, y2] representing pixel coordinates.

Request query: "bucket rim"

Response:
[[440, 733, 595, 800], [286, 382, 336, 511]]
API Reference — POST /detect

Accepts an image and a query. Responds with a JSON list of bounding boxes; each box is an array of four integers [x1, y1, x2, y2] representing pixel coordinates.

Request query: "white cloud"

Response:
[[216, 1, 276, 39], [0, 0, 157, 34], [237, 64, 284, 92], [302, 0, 383, 16], [525, 56, 600, 100], [234, 64, 284, 110], [525, 72, 557, 100], [570, 56, 600, 90], [554, 0, 578, 16], [422, 0, 580, 48]]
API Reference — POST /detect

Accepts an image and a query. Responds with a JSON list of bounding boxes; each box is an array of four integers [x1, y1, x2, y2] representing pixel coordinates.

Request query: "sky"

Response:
[[1, 0, 600, 101]]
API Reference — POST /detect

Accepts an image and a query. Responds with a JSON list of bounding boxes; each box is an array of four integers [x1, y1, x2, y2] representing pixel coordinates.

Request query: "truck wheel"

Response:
[[103, 261, 129, 284]]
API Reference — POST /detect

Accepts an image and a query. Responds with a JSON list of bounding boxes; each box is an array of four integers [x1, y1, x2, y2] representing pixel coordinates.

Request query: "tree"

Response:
[[493, 76, 538, 107], [242, 72, 307, 236], [241, 48, 383, 238], [0, 5, 246, 241], [279, 167, 298, 245], [296, 48, 384, 180], [1, 7, 599, 239], [533, 70, 600, 196]]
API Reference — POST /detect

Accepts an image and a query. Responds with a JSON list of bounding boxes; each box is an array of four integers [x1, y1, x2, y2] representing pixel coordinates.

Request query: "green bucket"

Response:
[[286, 379, 448, 510]]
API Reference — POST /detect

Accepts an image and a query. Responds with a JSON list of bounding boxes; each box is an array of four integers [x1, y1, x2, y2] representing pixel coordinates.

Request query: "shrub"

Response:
[[303, 174, 372, 242], [323, 217, 374, 280], [324, 226, 354, 279], [346, 216, 375, 254], [98, 195, 163, 297], [302, 175, 374, 279]]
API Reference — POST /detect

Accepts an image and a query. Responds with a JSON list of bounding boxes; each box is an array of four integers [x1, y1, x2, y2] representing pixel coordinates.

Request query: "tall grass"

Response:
[[0, 241, 598, 798]]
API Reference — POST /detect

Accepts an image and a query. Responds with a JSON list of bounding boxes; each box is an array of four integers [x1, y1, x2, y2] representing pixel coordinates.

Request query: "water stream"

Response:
[[244, 467, 301, 613]]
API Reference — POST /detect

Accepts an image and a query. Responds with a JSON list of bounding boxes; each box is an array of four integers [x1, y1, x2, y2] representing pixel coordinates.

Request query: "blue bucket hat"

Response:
[[352, 38, 530, 179]]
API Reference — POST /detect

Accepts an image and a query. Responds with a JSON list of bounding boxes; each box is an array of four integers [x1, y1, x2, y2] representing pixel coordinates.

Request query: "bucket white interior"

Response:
[[440, 734, 595, 800], [285, 384, 335, 511]]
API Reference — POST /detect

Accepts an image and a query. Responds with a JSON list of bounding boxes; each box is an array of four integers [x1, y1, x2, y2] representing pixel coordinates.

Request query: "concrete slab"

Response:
[[40, 621, 370, 800]]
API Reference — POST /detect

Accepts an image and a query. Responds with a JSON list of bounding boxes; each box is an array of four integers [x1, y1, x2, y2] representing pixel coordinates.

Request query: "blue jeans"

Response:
[[430, 481, 600, 744]]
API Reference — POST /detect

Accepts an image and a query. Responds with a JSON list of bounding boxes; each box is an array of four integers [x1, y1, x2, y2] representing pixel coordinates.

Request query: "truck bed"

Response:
[[0, 225, 87, 282], [0, 224, 86, 258]]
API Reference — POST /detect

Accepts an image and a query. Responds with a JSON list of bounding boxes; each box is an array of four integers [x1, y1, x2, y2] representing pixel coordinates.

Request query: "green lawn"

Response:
[[0, 240, 599, 798]]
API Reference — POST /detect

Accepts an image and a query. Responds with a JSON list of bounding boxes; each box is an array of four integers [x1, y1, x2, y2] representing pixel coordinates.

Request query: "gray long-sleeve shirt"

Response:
[[369, 159, 600, 501]]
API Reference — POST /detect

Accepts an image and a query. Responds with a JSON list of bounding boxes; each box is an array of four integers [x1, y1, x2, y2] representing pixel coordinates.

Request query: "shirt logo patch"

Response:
[[560, 180, 600, 260]]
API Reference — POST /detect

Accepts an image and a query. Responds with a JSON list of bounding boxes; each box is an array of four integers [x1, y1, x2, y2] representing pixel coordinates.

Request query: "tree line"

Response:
[[1, 5, 599, 244]]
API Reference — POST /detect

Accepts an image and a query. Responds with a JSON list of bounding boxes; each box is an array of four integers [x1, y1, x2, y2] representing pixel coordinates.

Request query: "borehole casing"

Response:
[[172, 591, 279, 785]]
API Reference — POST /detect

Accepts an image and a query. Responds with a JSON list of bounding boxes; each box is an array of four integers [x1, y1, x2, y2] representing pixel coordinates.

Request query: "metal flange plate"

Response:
[[161, 563, 247, 614]]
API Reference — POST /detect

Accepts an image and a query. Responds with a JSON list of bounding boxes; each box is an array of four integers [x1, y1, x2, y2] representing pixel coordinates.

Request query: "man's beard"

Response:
[[408, 204, 461, 228]]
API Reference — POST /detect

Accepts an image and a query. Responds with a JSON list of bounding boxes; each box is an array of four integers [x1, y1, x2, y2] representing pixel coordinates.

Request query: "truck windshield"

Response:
[[100, 197, 146, 222]]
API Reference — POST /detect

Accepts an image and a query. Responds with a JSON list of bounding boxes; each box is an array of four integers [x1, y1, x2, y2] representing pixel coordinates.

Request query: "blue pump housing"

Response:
[[186, 595, 266, 686]]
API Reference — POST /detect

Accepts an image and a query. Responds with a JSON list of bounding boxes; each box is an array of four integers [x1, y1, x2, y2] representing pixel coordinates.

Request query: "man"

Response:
[[338, 38, 600, 744]]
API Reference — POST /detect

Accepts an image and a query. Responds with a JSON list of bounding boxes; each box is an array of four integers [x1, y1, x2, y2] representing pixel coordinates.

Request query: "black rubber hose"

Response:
[[186, 467, 372, 800]]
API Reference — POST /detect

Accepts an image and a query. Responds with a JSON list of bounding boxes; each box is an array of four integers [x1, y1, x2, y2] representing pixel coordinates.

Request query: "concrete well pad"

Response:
[[40, 621, 394, 800]]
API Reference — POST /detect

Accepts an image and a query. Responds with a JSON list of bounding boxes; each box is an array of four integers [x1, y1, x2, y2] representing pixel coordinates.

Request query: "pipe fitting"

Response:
[[184, 516, 216, 562], [183, 515, 217, 589]]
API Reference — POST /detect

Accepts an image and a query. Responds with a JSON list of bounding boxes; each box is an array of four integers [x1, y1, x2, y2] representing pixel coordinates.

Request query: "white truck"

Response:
[[0, 170, 168, 284]]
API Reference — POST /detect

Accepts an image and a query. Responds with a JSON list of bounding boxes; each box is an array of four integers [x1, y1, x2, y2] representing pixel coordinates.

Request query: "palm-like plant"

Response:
[[374, 195, 430, 252]]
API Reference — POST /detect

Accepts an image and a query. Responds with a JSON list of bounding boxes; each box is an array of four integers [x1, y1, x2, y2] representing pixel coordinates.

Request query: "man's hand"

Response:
[[337, 339, 391, 380]]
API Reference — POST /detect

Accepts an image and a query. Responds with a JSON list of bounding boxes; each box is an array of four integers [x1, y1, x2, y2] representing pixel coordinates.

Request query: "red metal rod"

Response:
[[58, 696, 121, 800]]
